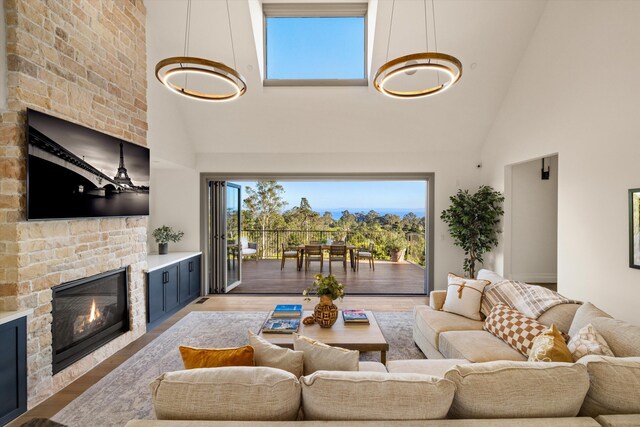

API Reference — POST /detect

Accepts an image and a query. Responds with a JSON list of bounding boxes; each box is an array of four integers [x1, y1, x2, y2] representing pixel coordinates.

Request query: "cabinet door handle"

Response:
[[163, 271, 168, 284], [189, 261, 193, 272]]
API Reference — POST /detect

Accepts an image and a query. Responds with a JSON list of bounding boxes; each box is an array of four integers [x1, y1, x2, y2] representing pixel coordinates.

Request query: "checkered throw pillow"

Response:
[[484, 303, 548, 356]]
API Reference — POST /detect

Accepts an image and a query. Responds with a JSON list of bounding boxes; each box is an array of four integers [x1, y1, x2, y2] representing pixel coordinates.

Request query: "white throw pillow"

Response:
[[442, 273, 490, 320], [568, 324, 614, 362], [293, 333, 359, 375], [248, 330, 304, 377], [476, 269, 506, 284]]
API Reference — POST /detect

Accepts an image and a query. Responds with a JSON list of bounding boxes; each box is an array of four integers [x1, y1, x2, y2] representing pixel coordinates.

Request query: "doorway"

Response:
[[202, 174, 434, 296], [504, 155, 558, 286]]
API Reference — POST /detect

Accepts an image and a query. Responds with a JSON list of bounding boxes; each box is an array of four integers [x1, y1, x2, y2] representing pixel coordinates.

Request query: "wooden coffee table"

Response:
[[258, 310, 389, 364]]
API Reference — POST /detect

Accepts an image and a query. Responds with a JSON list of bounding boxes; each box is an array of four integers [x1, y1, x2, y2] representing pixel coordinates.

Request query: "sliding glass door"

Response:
[[209, 181, 241, 293]]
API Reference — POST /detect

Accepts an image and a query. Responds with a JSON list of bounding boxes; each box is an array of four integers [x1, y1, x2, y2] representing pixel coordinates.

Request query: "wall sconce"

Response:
[[541, 158, 550, 180]]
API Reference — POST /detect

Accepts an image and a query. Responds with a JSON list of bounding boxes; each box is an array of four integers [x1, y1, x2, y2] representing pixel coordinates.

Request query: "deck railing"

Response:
[[241, 229, 367, 259], [241, 229, 425, 265]]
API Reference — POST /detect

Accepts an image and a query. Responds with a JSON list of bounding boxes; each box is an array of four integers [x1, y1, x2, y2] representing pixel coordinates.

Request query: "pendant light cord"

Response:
[[226, 0, 237, 70], [424, 0, 429, 52], [431, 0, 440, 85], [183, 0, 192, 57], [183, 0, 192, 90], [431, 0, 438, 52], [385, 0, 396, 63]]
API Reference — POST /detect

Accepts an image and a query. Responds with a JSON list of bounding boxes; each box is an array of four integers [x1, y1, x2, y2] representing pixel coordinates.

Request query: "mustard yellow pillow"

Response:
[[528, 324, 573, 363], [179, 345, 255, 369]]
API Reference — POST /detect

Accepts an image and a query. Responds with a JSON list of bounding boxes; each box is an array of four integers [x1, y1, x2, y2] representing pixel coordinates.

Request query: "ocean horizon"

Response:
[[314, 208, 426, 220]]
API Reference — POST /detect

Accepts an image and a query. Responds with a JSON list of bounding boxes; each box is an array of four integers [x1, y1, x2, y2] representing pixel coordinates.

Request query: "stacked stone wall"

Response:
[[0, 0, 148, 406]]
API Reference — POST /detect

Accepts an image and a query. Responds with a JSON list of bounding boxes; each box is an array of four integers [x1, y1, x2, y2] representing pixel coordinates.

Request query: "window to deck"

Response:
[[263, 4, 368, 86]]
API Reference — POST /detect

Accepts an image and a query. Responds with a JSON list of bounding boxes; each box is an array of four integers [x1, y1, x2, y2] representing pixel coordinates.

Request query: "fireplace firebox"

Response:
[[51, 268, 130, 374]]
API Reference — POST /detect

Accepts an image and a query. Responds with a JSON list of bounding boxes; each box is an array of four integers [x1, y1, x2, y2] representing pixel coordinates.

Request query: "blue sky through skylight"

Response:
[[266, 17, 365, 79]]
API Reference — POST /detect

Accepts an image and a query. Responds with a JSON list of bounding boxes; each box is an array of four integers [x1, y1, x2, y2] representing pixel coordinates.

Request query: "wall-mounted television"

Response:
[[27, 109, 150, 220]]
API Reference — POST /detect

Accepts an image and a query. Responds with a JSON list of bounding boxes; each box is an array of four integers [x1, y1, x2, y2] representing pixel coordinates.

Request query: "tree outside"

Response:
[[241, 180, 426, 266]]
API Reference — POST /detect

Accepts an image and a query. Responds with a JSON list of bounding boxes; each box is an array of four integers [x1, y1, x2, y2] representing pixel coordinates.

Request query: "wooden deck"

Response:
[[229, 259, 426, 294]]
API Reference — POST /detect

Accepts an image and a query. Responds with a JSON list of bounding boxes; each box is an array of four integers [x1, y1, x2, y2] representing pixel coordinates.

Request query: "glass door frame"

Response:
[[205, 180, 242, 294], [200, 173, 434, 296]]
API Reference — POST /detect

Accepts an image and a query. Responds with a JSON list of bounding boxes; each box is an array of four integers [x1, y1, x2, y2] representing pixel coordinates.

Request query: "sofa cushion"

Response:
[[577, 355, 640, 417], [567, 324, 614, 361], [300, 371, 455, 421], [444, 361, 589, 419], [248, 331, 304, 377], [590, 317, 640, 357], [414, 305, 484, 350], [178, 345, 254, 369], [595, 414, 640, 427], [150, 367, 300, 421], [438, 330, 526, 362], [537, 303, 581, 334], [442, 273, 490, 321], [569, 302, 612, 337], [386, 359, 470, 377], [484, 304, 547, 356], [293, 333, 359, 375], [358, 361, 388, 373], [126, 419, 602, 427]]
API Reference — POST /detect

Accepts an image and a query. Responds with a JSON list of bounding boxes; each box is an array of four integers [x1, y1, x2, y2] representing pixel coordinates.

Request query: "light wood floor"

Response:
[[230, 259, 426, 294], [9, 294, 427, 426]]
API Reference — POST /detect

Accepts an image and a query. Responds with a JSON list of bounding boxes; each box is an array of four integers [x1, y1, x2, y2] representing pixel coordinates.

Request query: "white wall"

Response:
[[149, 166, 200, 253], [507, 155, 558, 283], [481, 1, 640, 324], [148, 149, 485, 291]]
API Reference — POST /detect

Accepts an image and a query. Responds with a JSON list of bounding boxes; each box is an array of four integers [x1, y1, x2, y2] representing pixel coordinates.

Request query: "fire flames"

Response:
[[73, 298, 103, 336], [89, 299, 100, 322]]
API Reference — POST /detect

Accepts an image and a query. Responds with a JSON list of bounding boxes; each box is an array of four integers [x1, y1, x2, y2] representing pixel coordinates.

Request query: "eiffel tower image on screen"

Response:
[[113, 142, 134, 187]]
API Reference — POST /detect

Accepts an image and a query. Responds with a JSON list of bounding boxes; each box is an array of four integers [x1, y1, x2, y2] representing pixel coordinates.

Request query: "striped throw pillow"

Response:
[[484, 304, 547, 356]]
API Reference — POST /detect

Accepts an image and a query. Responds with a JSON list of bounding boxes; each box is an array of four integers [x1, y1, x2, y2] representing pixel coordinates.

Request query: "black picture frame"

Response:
[[630, 188, 640, 269]]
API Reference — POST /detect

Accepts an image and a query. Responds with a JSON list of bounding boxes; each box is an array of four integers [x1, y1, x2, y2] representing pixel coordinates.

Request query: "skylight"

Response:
[[263, 4, 367, 85]]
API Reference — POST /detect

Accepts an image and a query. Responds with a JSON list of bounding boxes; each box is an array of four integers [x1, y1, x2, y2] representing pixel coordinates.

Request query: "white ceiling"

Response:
[[146, 0, 547, 158]]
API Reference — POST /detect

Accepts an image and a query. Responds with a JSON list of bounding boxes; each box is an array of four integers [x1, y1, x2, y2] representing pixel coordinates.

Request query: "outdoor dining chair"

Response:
[[356, 243, 375, 271], [281, 243, 299, 270], [328, 244, 347, 273], [304, 244, 323, 272]]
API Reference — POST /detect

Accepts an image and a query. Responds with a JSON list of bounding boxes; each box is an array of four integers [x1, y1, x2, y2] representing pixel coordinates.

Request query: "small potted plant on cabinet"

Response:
[[152, 226, 184, 255]]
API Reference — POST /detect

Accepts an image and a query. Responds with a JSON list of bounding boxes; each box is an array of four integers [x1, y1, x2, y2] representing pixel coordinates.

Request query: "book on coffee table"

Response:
[[261, 318, 300, 334], [342, 309, 369, 324], [272, 304, 303, 318]]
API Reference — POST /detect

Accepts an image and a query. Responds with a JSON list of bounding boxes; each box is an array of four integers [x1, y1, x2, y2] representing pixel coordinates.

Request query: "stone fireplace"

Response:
[[51, 268, 130, 374], [0, 0, 149, 408]]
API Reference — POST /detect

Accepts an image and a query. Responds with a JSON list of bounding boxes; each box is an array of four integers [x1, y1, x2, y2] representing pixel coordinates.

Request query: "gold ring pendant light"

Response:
[[374, 0, 462, 99], [155, 0, 246, 102]]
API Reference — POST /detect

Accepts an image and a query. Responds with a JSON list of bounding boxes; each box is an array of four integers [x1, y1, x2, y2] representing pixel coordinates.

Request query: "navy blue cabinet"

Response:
[[0, 316, 27, 425], [179, 256, 201, 304], [147, 255, 201, 331]]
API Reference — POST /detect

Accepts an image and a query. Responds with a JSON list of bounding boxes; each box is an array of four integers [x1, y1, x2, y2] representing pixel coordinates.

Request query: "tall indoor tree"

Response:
[[440, 185, 505, 278]]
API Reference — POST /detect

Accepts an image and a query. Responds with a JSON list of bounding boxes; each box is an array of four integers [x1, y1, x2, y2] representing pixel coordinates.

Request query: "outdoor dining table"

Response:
[[296, 244, 357, 272]]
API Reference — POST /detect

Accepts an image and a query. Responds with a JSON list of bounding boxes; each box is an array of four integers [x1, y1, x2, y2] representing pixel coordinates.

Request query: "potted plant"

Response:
[[303, 274, 345, 328], [387, 235, 408, 262], [440, 185, 505, 278], [152, 226, 184, 255]]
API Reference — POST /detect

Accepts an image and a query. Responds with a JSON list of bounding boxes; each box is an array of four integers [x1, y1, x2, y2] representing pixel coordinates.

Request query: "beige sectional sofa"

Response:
[[413, 269, 582, 361], [126, 270, 640, 426]]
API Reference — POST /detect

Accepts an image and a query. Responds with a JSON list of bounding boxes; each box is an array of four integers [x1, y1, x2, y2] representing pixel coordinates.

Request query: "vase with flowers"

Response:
[[303, 273, 345, 328]]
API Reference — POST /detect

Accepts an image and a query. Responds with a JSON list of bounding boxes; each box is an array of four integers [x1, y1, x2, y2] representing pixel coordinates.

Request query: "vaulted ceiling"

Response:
[[146, 0, 547, 162]]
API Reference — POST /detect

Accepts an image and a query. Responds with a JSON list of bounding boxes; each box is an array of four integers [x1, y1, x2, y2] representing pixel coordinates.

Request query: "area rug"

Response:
[[51, 311, 424, 427]]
